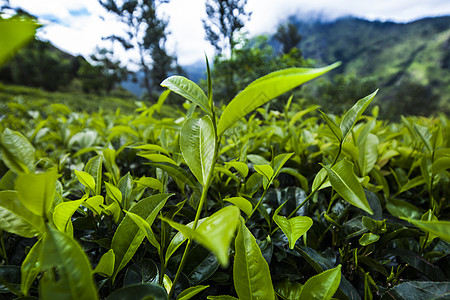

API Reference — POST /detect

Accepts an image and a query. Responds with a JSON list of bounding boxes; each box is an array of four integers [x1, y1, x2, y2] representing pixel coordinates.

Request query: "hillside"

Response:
[[286, 16, 450, 113]]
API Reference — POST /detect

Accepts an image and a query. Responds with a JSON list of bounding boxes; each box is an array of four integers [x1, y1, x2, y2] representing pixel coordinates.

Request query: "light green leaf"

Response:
[[401, 218, 450, 242], [0, 191, 43, 237], [15, 168, 58, 217], [136, 176, 163, 192], [53, 199, 84, 237], [234, 218, 275, 300], [254, 164, 273, 189], [105, 182, 122, 204], [74, 170, 96, 194], [359, 233, 380, 246], [217, 63, 340, 136], [386, 198, 422, 219], [163, 206, 240, 267], [224, 197, 253, 216], [177, 285, 209, 300], [40, 225, 98, 300], [413, 123, 433, 152], [180, 116, 216, 186], [21, 238, 42, 296], [272, 153, 294, 179], [275, 279, 304, 300], [118, 173, 133, 210], [0, 128, 35, 173], [124, 210, 161, 254], [111, 194, 172, 281], [131, 144, 170, 156], [299, 265, 342, 300], [161, 75, 211, 115], [431, 157, 450, 175], [358, 133, 379, 176], [322, 159, 373, 214], [225, 161, 249, 178], [139, 153, 178, 165], [85, 154, 103, 195], [397, 176, 426, 194], [83, 195, 104, 215], [319, 110, 343, 141], [273, 213, 313, 250], [92, 249, 115, 277], [340, 90, 378, 140], [0, 17, 40, 66]]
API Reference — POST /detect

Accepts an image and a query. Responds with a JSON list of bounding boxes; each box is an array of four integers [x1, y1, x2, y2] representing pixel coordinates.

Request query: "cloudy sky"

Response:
[[6, 0, 450, 67]]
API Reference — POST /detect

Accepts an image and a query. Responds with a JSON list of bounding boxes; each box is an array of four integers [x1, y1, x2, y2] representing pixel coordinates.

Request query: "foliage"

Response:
[[202, 0, 252, 57], [99, 0, 179, 98], [274, 21, 302, 55]]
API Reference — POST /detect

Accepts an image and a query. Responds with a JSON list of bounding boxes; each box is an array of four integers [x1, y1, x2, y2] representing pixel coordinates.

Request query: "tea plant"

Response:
[[0, 16, 449, 300]]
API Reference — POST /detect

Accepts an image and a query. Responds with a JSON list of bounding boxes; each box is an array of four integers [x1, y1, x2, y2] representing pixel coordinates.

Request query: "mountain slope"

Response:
[[290, 16, 450, 113]]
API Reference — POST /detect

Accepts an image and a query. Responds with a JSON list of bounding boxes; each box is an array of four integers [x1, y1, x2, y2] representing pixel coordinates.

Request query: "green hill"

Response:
[[284, 16, 450, 115]]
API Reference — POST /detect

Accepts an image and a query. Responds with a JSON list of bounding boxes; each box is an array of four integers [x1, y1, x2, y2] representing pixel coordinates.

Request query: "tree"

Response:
[[202, 0, 251, 57], [99, 0, 178, 98], [274, 22, 302, 55]]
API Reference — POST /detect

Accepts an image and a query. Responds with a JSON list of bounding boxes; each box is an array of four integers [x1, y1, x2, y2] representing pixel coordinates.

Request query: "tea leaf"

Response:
[[359, 233, 380, 246], [15, 168, 58, 217], [112, 194, 173, 281], [322, 160, 373, 214], [131, 144, 170, 156], [431, 157, 450, 174], [225, 161, 249, 178], [123, 259, 159, 286], [92, 249, 115, 277], [161, 75, 211, 115], [84, 155, 102, 195], [124, 210, 161, 253], [319, 110, 343, 142], [401, 218, 450, 242], [299, 265, 342, 300], [217, 63, 340, 136], [0, 191, 43, 237], [0, 17, 39, 66], [180, 116, 216, 186], [273, 211, 313, 250], [224, 197, 253, 216], [382, 281, 450, 299], [254, 164, 273, 189], [275, 279, 304, 300], [0, 128, 35, 174], [340, 90, 378, 140], [40, 225, 98, 300], [118, 173, 133, 210], [234, 218, 275, 300], [358, 133, 379, 176], [21, 238, 42, 295], [386, 198, 422, 219], [53, 199, 84, 237], [177, 285, 209, 300]]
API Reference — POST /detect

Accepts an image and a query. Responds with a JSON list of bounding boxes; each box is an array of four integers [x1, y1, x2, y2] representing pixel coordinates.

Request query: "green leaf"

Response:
[[431, 157, 450, 174], [299, 265, 342, 300], [106, 283, 167, 300], [233, 218, 275, 300], [319, 110, 343, 141], [0, 191, 43, 237], [139, 153, 178, 165], [136, 176, 163, 192], [322, 160, 373, 214], [105, 182, 122, 204], [217, 63, 340, 136], [180, 116, 216, 186], [224, 197, 253, 216], [161, 75, 211, 115], [273, 213, 313, 250], [401, 218, 450, 242], [382, 281, 450, 299], [85, 154, 102, 196], [131, 144, 170, 156], [177, 285, 209, 300], [397, 176, 426, 194], [15, 168, 58, 217], [124, 210, 161, 254], [274, 279, 304, 300], [413, 123, 433, 152], [123, 259, 159, 286], [358, 133, 379, 176], [207, 296, 238, 300], [92, 249, 115, 277], [386, 198, 422, 219], [75, 170, 96, 194], [0, 128, 35, 173], [272, 153, 294, 179], [359, 233, 380, 246], [21, 238, 42, 296], [225, 161, 249, 178], [0, 17, 40, 66], [163, 206, 240, 267], [118, 173, 133, 210], [111, 194, 173, 281], [39, 225, 98, 300], [340, 90, 378, 140], [53, 199, 84, 237], [254, 164, 273, 189]]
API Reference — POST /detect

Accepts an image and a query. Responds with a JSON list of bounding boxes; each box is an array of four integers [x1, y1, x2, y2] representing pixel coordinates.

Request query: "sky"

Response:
[[6, 0, 450, 67]]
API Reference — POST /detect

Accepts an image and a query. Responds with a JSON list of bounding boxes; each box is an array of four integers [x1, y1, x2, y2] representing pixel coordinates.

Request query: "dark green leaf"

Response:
[[123, 259, 159, 287], [106, 283, 167, 300]]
